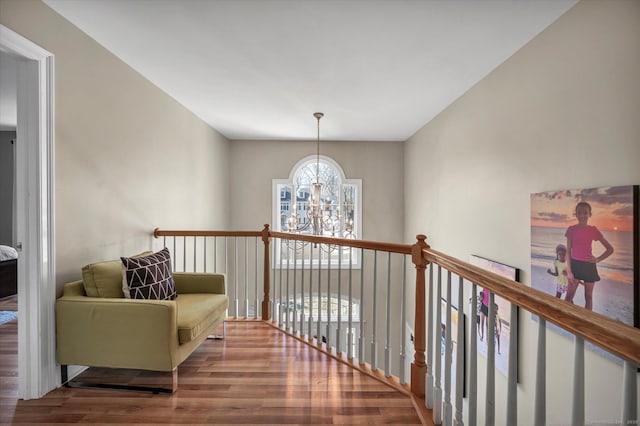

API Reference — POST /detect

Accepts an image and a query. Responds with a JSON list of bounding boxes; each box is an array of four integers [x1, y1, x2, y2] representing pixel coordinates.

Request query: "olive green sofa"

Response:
[[55, 254, 228, 393]]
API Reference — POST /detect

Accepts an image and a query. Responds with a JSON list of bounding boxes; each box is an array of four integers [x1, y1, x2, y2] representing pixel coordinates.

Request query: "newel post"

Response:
[[411, 234, 430, 397], [261, 224, 272, 321]]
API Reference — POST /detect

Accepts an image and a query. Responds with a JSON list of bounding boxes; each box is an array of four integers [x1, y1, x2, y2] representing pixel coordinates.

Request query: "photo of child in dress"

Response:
[[469, 291, 483, 337], [494, 303, 502, 355], [531, 185, 636, 327], [547, 244, 568, 298]]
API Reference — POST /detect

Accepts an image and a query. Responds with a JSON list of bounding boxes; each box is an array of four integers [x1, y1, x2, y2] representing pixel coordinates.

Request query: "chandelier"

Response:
[[285, 112, 355, 239]]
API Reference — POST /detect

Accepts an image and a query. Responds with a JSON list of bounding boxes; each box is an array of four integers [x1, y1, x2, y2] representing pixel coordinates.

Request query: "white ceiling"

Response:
[[41, 0, 576, 141]]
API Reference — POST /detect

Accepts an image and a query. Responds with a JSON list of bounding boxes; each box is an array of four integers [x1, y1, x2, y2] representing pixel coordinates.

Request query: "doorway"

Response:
[[0, 24, 56, 399]]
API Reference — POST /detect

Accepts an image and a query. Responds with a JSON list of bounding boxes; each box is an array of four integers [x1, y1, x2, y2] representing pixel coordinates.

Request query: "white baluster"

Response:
[[444, 271, 453, 426], [300, 242, 305, 338], [336, 246, 342, 354], [317, 247, 322, 344], [358, 248, 365, 363], [293, 242, 298, 335], [572, 336, 585, 426], [308, 242, 314, 340], [433, 265, 442, 425], [255, 237, 259, 318], [326, 246, 332, 350], [203, 236, 207, 273], [400, 255, 407, 385], [183, 236, 187, 271], [506, 303, 518, 425], [285, 241, 290, 331], [468, 284, 477, 426], [244, 237, 249, 317], [234, 237, 238, 317], [622, 360, 638, 423], [485, 292, 495, 426], [278, 239, 284, 328], [385, 252, 392, 377], [534, 318, 546, 426], [348, 246, 354, 360], [426, 264, 435, 409], [454, 276, 464, 426], [371, 251, 378, 370]]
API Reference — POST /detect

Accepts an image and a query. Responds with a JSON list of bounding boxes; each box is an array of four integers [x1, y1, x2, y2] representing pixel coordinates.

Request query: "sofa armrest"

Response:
[[173, 272, 225, 295], [56, 295, 179, 371]]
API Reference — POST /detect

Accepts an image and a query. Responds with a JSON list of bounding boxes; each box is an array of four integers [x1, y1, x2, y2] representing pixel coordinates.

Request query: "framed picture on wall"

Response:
[[530, 185, 639, 329], [440, 298, 466, 399], [469, 254, 520, 379]]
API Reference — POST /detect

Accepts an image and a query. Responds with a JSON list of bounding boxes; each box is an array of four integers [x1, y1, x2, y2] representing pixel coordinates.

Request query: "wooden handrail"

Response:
[[154, 228, 262, 238], [424, 247, 640, 364], [269, 231, 412, 254]]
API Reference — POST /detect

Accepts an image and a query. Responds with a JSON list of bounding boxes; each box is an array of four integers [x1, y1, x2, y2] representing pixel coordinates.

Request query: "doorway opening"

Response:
[[0, 24, 56, 399]]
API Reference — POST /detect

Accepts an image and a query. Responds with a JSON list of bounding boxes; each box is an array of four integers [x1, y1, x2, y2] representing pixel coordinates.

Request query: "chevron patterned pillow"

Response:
[[121, 248, 177, 300]]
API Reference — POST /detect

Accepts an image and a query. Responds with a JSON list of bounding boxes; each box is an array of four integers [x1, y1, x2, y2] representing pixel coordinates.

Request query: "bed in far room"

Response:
[[0, 245, 17, 299]]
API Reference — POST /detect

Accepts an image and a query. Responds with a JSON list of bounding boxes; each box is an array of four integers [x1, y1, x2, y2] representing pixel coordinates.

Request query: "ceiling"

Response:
[[38, 0, 576, 141]]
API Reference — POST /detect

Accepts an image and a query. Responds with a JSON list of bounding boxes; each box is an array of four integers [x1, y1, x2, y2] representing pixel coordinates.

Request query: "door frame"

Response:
[[0, 24, 56, 399]]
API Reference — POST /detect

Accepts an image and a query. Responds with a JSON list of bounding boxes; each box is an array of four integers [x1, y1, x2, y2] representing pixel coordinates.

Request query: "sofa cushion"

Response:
[[82, 251, 152, 298], [121, 248, 177, 300], [176, 293, 228, 344]]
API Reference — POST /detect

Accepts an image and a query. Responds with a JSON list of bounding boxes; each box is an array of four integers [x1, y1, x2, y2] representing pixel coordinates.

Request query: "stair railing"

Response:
[[154, 226, 640, 426]]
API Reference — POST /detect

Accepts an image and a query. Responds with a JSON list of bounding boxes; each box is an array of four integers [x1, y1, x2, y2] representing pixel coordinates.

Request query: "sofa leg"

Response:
[[207, 321, 226, 340], [60, 364, 177, 394]]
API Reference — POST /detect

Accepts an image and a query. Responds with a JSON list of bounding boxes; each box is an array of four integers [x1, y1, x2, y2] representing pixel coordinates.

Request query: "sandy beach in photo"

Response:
[[531, 225, 634, 326], [531, 264, 633, 326]]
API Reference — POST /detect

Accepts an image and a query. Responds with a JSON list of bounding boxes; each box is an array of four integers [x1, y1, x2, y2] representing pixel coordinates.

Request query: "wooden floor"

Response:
[[0, 296, 423, 425]]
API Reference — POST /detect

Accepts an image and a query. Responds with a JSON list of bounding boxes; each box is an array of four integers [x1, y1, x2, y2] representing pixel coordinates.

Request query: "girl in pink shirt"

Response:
[[565, 202, 614, 310]]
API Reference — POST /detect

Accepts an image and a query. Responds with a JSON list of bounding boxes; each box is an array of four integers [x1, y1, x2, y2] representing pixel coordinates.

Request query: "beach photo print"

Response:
[[530, 185, 639, 329], [469, 255, 520, 379], [440, 299, 466, 398]]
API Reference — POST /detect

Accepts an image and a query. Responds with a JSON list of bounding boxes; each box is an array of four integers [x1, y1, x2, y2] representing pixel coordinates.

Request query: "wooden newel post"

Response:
[[411, 234, 430, 398], [261, 224, 272, 321]]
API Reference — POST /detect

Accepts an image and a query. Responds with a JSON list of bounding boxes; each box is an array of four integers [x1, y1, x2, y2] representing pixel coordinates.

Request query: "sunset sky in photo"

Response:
[[531, 186, 635, 232]]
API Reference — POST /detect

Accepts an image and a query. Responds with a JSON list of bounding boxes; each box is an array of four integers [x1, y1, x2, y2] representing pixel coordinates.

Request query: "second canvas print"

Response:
[[469, 255, 519, 378]]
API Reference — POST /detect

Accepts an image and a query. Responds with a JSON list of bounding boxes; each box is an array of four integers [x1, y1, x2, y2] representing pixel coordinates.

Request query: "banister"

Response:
[[153, 227, 640, 366], [269, 231, 412, 254], [154, 228, 262, 238], [423, 247, 640, 364]]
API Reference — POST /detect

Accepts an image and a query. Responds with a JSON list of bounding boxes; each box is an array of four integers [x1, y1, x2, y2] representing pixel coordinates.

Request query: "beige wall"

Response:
[[405, 0, 640, 423], [0, 0, 231, 287], [229, 139, 404, 243]]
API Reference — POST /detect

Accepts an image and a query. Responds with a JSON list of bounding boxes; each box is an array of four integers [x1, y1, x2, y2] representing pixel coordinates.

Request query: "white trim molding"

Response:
[[0, 24, 56, 399]]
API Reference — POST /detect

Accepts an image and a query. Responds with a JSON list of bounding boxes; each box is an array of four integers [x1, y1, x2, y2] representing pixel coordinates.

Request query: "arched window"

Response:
[[273, 155, 362, 268]]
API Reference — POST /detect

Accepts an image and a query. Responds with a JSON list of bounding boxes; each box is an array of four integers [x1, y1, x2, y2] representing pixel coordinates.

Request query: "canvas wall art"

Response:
[[531, 185, 639, 328], [440, 299, 466, 399], [469, 254, 519, 379]]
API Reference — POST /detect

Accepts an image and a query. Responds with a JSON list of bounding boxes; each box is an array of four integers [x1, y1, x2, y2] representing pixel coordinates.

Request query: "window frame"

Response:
[[272, 155, 362, 269]]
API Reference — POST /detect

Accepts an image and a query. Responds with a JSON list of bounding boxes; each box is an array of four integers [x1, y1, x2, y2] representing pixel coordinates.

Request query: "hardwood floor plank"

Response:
[[1, 319, 424, 424]]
